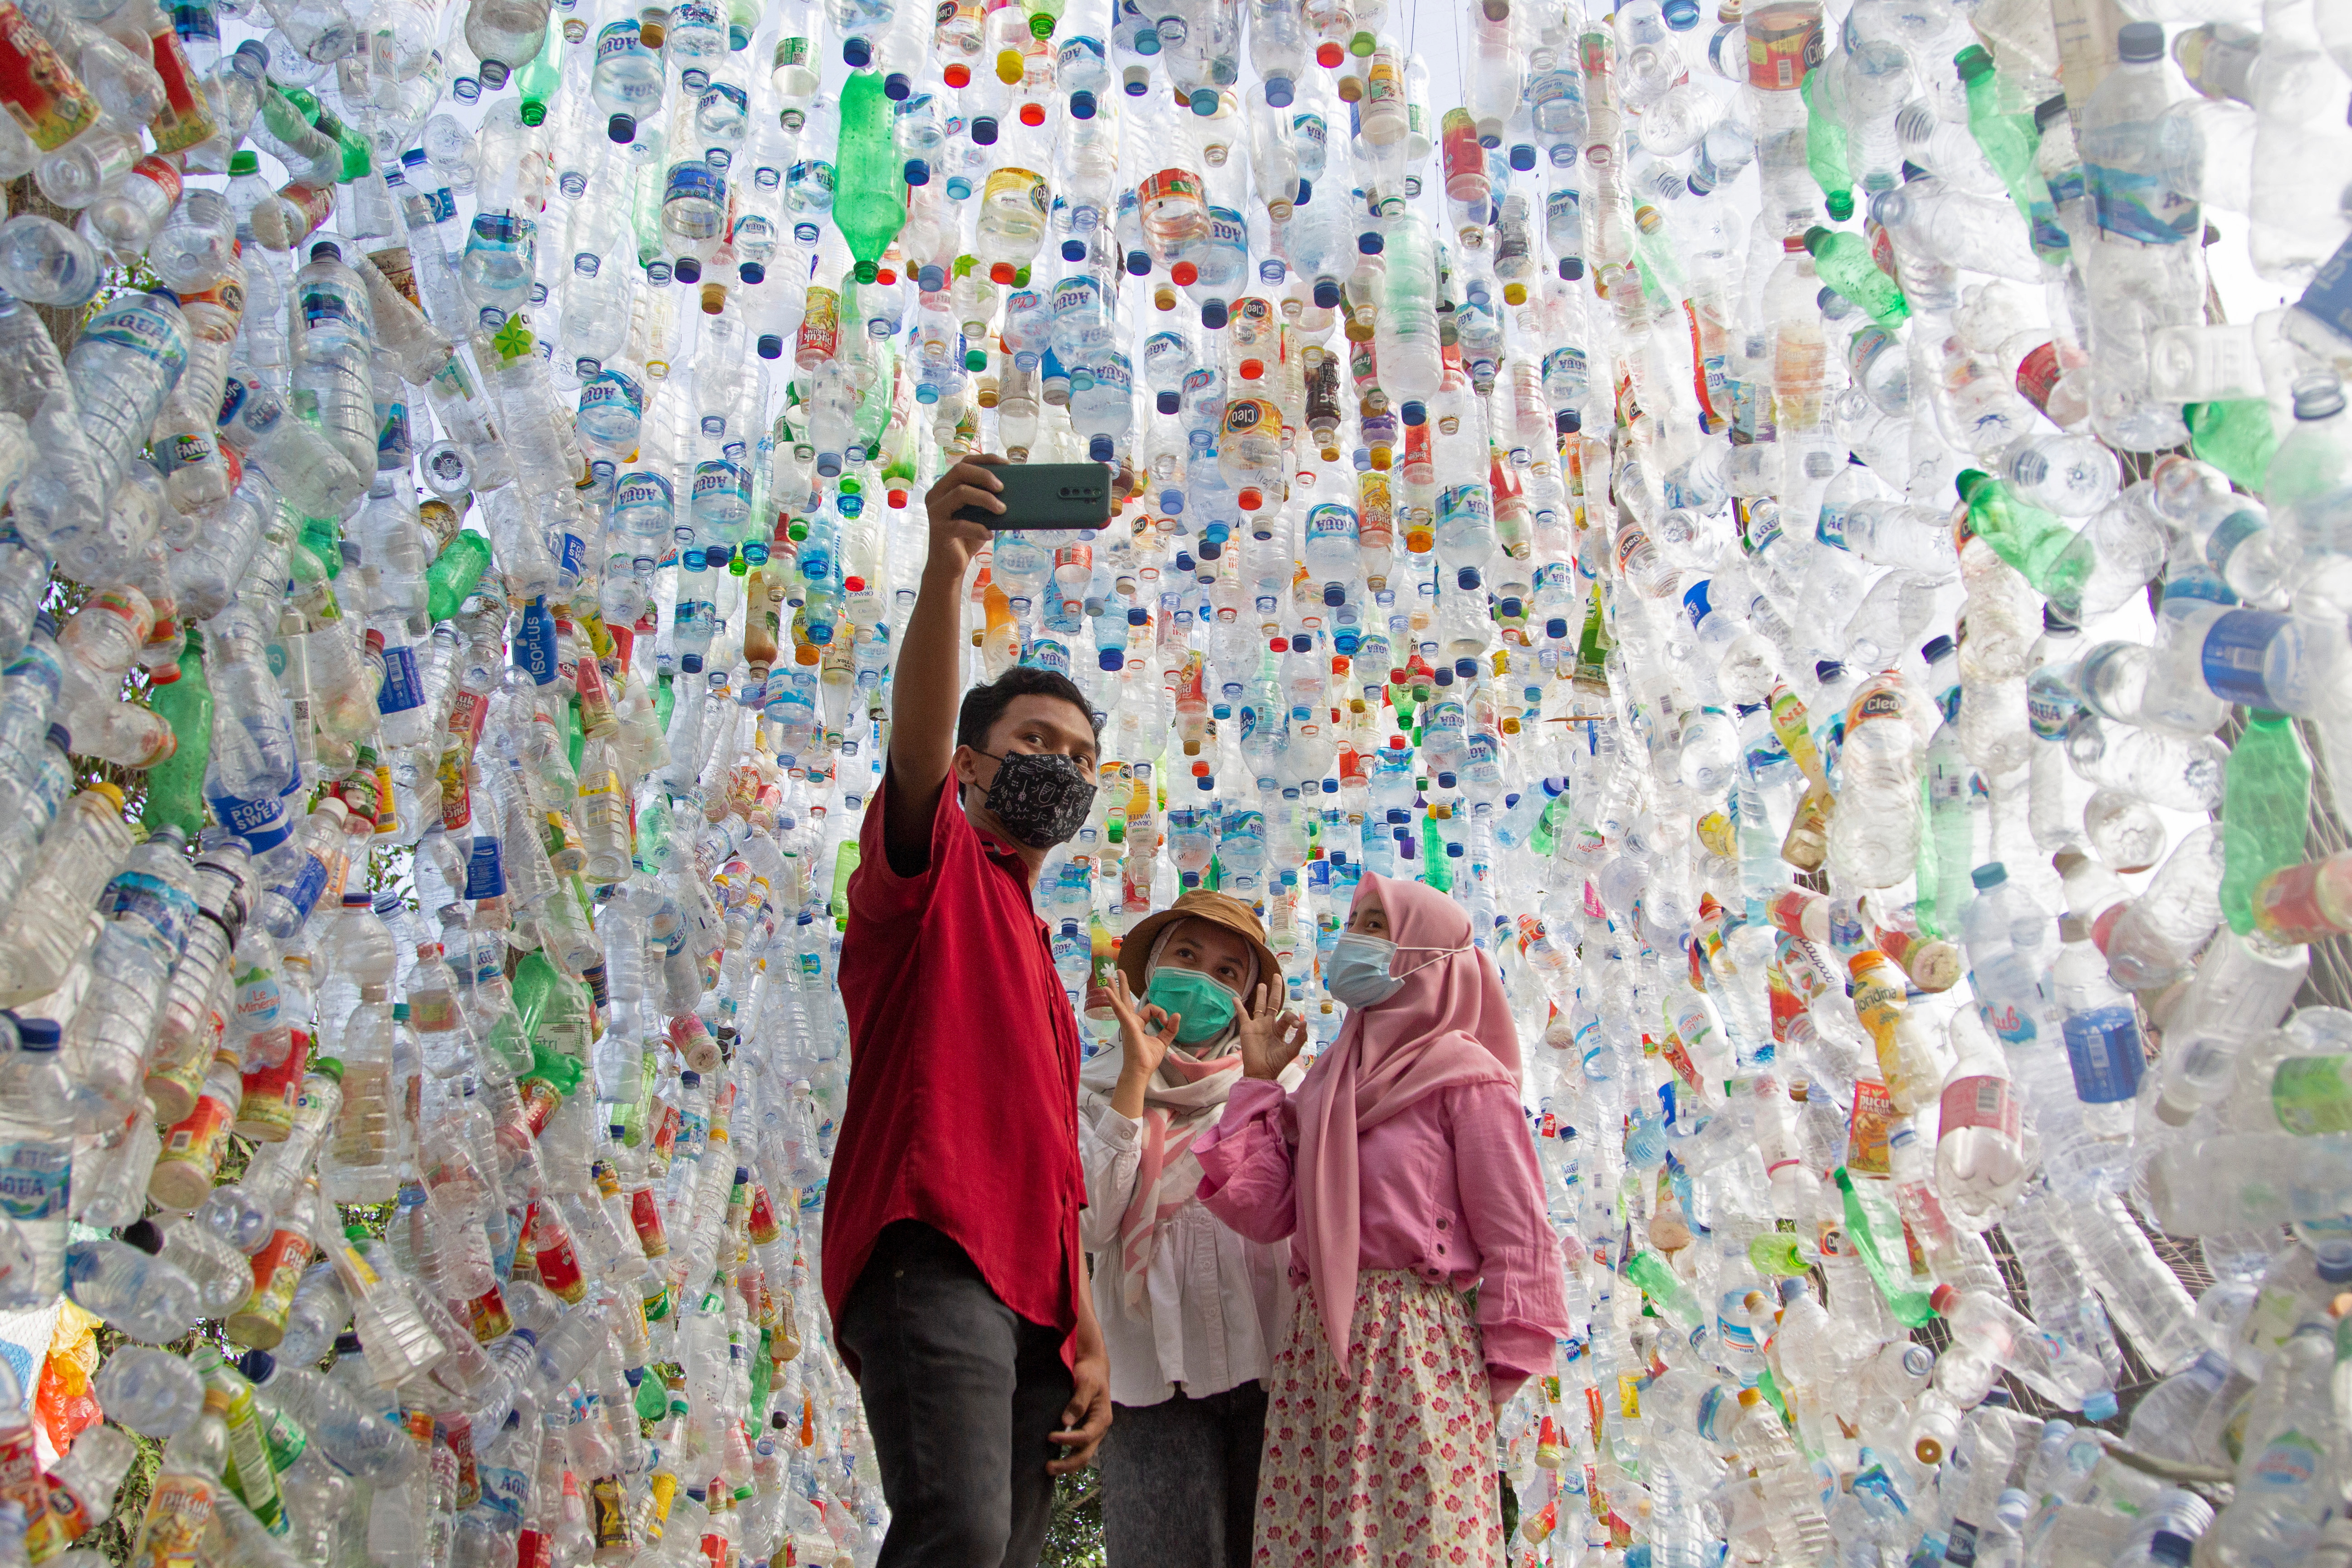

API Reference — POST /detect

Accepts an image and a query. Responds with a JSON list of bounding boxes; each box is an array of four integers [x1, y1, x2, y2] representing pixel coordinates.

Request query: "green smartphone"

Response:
[[957, 461, 1112, 531]]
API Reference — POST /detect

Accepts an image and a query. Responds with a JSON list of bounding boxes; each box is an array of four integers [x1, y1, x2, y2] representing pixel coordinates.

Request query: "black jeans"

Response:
[[1099, 1382, 1268, 1568], [838, 1221, 1076, 1568]]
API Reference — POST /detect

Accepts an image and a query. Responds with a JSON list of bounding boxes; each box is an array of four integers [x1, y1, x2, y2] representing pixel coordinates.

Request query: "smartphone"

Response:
[[956, 461, 1112, 531]]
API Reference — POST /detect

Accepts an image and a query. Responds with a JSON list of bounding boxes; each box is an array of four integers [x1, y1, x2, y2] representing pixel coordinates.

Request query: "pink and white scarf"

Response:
[[1079, 924, 1256, 1321]]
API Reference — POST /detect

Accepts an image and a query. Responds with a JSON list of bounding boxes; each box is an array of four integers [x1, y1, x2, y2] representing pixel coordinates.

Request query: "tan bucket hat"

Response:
[[1115, 889, 1287, 1015]]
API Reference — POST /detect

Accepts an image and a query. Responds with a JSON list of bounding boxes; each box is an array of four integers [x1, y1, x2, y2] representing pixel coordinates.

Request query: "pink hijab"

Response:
[[1294, 872, 1521, 1368]]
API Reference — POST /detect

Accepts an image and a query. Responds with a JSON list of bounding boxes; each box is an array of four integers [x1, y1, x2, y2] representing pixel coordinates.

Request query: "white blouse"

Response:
[[1078, 1095, 1294, 1409]]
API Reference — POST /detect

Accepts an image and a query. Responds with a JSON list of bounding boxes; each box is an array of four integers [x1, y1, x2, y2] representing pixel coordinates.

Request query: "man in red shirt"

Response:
[[828, 452, 1114, 1568]]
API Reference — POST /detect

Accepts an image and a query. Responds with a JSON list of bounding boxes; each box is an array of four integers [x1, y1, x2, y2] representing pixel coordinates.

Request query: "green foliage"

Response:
[[1039, 1471, 1104, 1568]]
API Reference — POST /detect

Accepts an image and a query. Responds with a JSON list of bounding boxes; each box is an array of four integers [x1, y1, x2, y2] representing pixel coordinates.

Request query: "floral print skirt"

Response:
[[1252, 1269, 1502, 1566]]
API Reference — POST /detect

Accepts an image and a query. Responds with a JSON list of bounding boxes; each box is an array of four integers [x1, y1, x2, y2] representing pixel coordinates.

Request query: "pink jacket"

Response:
[[1194, 1075, 1570, 1400]]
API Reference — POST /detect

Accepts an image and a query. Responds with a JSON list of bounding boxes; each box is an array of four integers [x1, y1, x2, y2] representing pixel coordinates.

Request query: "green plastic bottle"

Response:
[[279, 84, 370, 181], [1624, 1249, 1704, 1332], [1956, 469, 2087, 604], [832, 70, 907, 284], [1953, 45, 2067, 264], [2186, 399, 2280, 493], [514, 19, 565, 127], [299, 515, 342, 580], [2220, 710, 2311, 936], [1798, 69, 1854, 221], [426, 529, 494, 622], [143, 627, 212, 838], [1804, 226, 1907, 327]]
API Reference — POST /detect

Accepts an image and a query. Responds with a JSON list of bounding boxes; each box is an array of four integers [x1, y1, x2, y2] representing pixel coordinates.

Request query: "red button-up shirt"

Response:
[[824, 767, 1087, 1375]]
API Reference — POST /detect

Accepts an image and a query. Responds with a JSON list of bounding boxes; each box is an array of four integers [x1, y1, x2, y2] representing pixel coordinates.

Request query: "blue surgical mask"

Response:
[[1326, 933, 1402, 1008]]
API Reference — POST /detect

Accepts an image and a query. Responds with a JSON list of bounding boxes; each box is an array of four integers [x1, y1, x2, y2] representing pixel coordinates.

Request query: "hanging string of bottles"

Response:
[[5, 0, 2352, 1558]]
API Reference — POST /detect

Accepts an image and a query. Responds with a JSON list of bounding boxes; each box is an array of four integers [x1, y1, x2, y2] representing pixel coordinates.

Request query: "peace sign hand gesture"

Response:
[[1236, 985, 1306, 1082]]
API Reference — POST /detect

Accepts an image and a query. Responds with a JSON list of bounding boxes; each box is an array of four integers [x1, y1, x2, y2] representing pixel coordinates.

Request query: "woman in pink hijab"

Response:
[[1194, 872, 1569, 1564]]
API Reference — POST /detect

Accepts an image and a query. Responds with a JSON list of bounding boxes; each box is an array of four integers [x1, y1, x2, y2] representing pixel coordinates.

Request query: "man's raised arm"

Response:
[[882, 454, 1006, 877]]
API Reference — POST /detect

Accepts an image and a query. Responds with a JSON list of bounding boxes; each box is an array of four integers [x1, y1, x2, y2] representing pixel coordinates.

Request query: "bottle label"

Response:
[[1847, 1078, 1895, 1174], [109, 868, 198, 954], [83, 299, 189, 376], [378, 641, 423, 714], [234, 1227, 309, 1347], [0, 1135, 69, 1223], [209, 787, 288, 845], [299, 281, 353, 334], [1438, 483, 1491, 532], [157, 428, 220, 477], [691, 459, 750, 510], [158, 1089, 232, 1176], [668, 158, 729, 220], [2249, 1431, 2323, 1490], [581, 369, 646, 423], [172, 5, 219, 45], [629, 1186, 671, 1255], [480, 1460, 530, 1523], [2015, 341, 2062, 414], [596, 19, 647, 62], [589, 1475, 631, 1548], [1745, 1, 1823, 90], [2271, 1055, 2352, 1136], [1304, 503, 1359, 553], [1938, 1074, 2019, 1138], [614, 470, 674, 519], [252, 1381, 309, 1474], [2086, 160, 2199, 245], [271, 854, 331, 929], [2025, 671, 2080, 741], [1139, 168, 1203, 214], [2198, 607, 2290, 709], [2059, 1004, 2144, 1105], [0, 7, 103, 149], [1975, 976, 2040, 1045]]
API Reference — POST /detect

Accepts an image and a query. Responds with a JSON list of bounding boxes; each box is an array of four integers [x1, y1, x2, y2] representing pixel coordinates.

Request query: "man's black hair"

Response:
[[955, 666, 1103, 754]]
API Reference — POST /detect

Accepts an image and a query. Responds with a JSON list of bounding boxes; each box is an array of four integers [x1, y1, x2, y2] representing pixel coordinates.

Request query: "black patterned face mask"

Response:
[[974, 750, 1097, 848]]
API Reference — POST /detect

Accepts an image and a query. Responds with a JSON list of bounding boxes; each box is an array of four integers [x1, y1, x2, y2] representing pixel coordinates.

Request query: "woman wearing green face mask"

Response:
[[1078, 890, 1308, 1568]]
